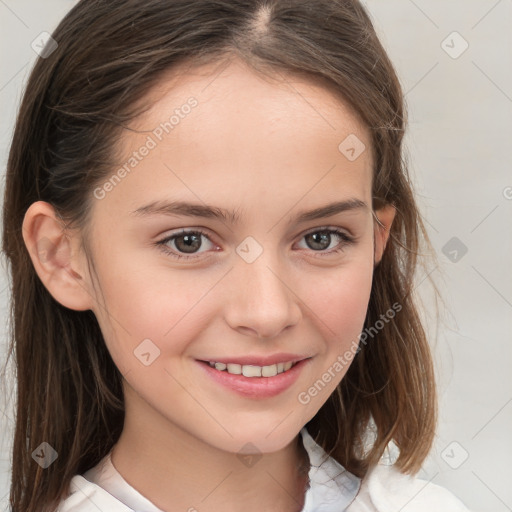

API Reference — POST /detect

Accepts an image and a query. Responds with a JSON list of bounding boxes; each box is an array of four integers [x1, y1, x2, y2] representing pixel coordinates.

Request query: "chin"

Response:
[[201, 420, 304, 455]]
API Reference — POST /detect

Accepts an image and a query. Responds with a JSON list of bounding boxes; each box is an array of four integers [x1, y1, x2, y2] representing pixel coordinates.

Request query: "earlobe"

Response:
[[373, 203, 396, 266], [21, 201, 94, 311]]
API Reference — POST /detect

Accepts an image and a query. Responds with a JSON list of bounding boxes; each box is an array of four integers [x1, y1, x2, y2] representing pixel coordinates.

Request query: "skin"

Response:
[[23, 57, 395, 512]]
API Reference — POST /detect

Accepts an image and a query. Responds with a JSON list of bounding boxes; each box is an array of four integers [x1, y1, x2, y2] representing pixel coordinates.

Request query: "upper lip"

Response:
[[199, 353, 311, 366]]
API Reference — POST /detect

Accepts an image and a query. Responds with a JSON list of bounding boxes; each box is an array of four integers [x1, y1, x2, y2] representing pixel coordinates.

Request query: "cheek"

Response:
[[90, 254, 225, 370], [314, 272, 370, 328], [306, 256, 374, 340], [292, 257, 373, 413], [297, 254, 374, 394]]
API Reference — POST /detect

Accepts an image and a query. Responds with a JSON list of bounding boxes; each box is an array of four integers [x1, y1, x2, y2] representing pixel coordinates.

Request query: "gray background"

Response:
[[0, 1, 511, 510]]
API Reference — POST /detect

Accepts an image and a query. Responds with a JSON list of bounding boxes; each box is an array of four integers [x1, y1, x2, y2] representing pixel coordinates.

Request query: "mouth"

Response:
[[195, 355, 312, 399]]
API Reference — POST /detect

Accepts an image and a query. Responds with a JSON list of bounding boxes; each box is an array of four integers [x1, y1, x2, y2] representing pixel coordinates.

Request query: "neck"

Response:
[[110, 384, 311, 512]]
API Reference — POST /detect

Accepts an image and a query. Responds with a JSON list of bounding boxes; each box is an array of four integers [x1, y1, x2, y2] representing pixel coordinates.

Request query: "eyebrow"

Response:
[[130, 198, 368, 225]]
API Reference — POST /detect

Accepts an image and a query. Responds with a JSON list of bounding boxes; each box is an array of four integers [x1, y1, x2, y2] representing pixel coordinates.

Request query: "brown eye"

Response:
[[173, 233, 202, 253], [156, 229, 215, 259], [297, 228, 354, 255], [304, 231, 332, 251]]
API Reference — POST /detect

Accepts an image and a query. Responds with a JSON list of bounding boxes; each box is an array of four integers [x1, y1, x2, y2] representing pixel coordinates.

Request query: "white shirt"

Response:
[[56, 428, 471, 512]]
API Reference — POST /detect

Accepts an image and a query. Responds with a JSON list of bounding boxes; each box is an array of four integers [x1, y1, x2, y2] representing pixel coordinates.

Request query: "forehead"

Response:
[[101, 56, 373, 220], [131, 56, 370, 146]]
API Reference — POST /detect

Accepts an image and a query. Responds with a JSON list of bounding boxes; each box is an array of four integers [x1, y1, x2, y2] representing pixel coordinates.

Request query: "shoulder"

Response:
[[55, 475, 133, 512], [347, 464, 472, 512]]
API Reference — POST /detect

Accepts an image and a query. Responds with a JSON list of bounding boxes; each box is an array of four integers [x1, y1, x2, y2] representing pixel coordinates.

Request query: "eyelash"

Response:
[[155, 227, 355, 261]]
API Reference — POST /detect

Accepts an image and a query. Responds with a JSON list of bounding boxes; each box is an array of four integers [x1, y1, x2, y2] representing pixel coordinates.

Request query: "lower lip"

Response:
[[196, 359, 311, 399]]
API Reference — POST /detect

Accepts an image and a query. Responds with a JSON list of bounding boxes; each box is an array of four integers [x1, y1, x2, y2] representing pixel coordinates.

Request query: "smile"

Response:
[[197, 356, 311, 398]]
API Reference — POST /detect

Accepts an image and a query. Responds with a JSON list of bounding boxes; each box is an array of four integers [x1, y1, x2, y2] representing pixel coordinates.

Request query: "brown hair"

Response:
[[1, 1, 437, 510]]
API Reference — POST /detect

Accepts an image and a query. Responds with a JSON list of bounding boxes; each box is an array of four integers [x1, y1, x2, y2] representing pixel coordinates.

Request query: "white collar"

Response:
[[300, 427, 361, 511], [81, 427, 361, 512]]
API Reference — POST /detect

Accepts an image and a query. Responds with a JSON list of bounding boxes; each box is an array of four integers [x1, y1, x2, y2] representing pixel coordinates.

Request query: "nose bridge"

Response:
[[225, 238, 301, 339]]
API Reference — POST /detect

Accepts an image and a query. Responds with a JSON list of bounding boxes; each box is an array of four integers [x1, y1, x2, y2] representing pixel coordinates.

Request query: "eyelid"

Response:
[[295, 225, 355, 252], [155, 228, 217, 259], [300, 224, 354, 239]]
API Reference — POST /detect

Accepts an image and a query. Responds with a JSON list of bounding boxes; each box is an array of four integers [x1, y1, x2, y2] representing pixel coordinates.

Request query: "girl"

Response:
[[1, 1, 471, 511]]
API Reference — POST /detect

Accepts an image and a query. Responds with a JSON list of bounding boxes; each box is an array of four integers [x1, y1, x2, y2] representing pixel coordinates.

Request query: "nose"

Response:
[[224, 251, 302, 340]]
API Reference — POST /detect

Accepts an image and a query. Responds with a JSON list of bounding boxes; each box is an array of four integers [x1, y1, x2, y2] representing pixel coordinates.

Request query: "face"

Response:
[[83, 57, 380, 454]]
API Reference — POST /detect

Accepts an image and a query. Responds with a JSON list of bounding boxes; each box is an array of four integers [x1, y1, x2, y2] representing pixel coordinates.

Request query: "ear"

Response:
[[21, 201, 94, 311], [373, 203, 396, 267]]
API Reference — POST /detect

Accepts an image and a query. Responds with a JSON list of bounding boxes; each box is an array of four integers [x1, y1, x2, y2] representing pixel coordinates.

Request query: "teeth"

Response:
[[226, 363, 242, 374], [242, 365, 261, 377], [208, 360, 296, 377], [261, 364, 277, 377]]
